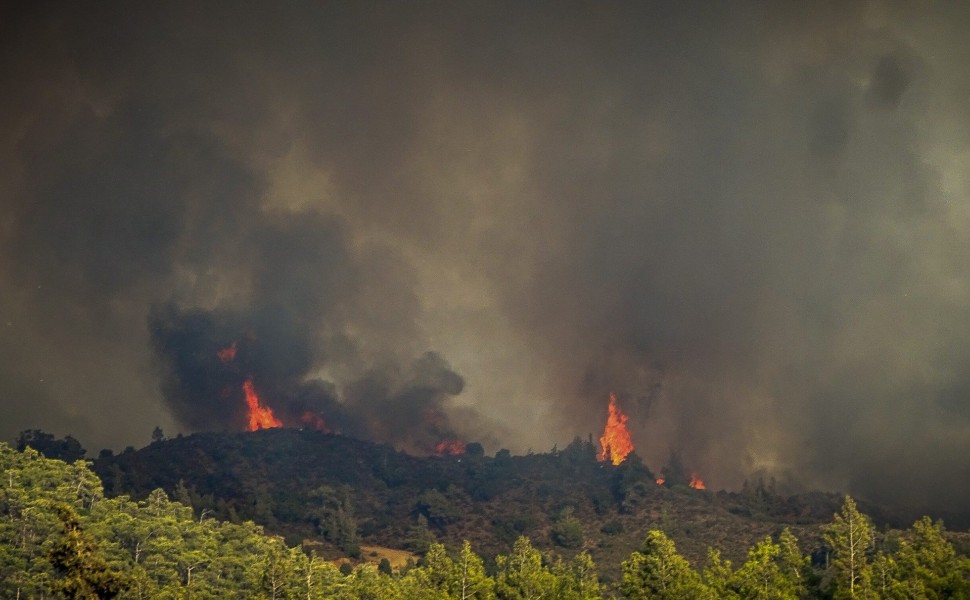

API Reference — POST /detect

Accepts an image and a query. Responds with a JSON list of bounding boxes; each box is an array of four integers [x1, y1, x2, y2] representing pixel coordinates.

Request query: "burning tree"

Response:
[[598, 393, 634, 466]]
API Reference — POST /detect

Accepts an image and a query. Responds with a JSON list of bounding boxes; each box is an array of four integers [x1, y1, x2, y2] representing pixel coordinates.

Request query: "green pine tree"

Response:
[[824, 496, 875, 599], [48, 503, 130, 599], [494, 536, 558, 600], [703, 548, 738, 599], [454, 540, 496, 600], [620, 530, 711, 600], [731, 535, 798, 599]]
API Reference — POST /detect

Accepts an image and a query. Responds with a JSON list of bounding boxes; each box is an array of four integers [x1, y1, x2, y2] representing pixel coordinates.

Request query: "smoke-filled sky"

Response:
[[3, 1, 970, 510]]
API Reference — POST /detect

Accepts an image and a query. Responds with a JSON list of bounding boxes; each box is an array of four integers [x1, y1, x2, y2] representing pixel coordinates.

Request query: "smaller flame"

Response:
[[217, 342, 238, 363], [243, 378, 282, 431], [689, 473, 706, 490], [434, 440, 466, 456], [301, 411, 330, 433], [656, 478, 665, 486]]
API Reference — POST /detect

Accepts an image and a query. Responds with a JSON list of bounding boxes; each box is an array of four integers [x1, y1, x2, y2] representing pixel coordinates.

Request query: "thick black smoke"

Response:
[[148, 302, 465, 453], [3, 1, 970, 512], [142, 207, 467, 452]]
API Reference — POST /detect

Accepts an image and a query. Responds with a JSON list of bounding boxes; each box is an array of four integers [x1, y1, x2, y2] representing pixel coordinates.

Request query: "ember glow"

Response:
[[433, 440, 466, 456], [598, 392, 634, 466], [301, 411, 330, 433], [689, 473, 706, 490], [243, 378, 282, 431], [217, 342, 237, 363]]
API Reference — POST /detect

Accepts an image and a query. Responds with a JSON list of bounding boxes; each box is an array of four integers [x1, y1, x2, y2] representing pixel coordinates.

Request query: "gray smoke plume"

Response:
[[3, 1, 970, 511]]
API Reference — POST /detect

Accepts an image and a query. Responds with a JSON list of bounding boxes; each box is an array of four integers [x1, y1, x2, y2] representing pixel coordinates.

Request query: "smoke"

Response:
[[3, 1, 970, 510], [148, 301, 465, 452], [136, 198, 469, 451]]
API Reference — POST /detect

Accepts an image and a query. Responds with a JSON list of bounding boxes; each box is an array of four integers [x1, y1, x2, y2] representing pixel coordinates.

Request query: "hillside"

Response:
[[91, 429, 853, 581], [8, 438, 970, 599]]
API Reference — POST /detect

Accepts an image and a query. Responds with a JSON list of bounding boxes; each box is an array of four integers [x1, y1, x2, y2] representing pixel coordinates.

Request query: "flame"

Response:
[[598, 392, 634, 465], [217, 342, 237, 363], [243, 378, 282, 431], [689, 473, 706, 490], [301, 411, 330, 433], [656, 478, 665, 486], [434, 440, 466, 456]]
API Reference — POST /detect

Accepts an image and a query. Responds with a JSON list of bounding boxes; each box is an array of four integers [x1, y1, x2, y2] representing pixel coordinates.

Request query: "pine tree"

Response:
[[291, 548, 346, 600], [48, 503, 130, 599], [895, 516, 968, 598], [824, 496, 875, 599], [454, 540, 495, 600], [554, 551, 602, 600], [869, 551, 901, 598], [731, 536, 798, 599], [621, 530, 711, 599], [777, 528, 807, 598], [703, 548, 738, 599], [151, 427, 165, 444], [550, 507, 584, 549], [259, 537, 293, 600], [494, 536, 557, 600]]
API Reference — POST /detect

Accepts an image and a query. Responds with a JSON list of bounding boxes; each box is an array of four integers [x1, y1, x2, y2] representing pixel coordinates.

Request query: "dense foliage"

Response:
[[88, 428, 867, 573], [4, 442, 970, 599]]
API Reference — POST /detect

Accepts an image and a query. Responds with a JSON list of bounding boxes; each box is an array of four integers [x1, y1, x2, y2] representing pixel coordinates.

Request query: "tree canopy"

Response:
[[2, 443, 969, 599]]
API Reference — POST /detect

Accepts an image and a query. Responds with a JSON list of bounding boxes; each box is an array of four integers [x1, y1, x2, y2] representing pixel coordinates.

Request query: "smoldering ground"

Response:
[[3, 2, 970, 511]]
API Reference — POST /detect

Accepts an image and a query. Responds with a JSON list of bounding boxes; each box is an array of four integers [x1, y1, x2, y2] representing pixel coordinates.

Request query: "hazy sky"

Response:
[[3, 1, 970, 511]]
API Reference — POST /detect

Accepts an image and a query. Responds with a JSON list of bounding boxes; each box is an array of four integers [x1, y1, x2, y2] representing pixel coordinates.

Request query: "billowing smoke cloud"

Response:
[[147, 299, 465, 453], [3, 1, 970, 511], [137, 182, 469, 451]]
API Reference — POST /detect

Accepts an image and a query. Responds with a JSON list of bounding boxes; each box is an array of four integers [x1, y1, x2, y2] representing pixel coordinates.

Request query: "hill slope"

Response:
[[92, 429, 858, 580]]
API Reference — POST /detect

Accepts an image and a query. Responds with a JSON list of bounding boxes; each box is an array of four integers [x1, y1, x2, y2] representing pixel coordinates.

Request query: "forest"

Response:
[[3, 441, 970, 599]]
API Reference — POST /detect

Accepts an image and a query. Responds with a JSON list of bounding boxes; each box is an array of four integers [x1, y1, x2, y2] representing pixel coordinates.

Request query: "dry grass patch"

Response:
[[360, 545, 417, 569]]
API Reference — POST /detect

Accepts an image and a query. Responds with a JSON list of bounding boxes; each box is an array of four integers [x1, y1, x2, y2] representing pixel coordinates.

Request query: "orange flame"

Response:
[[243, 378, 282, 431], [434, 440, 466, 456], [217, 342, 237, 363], [598, 392, 634, 465], [656, 478, 665, 486], [301, 411, 330, 433], [689, 473, 706, 490]]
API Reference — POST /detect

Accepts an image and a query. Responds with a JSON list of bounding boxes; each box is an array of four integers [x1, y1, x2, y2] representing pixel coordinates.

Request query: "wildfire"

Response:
[[598, 392, 634, 465], [656, 478, 665, 486], [243, 378, 282, 431], [434, 440, 466, 456], [689, 473, 706, 490], [301, 411, 330, 433], [217, 342, 237, 363]]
